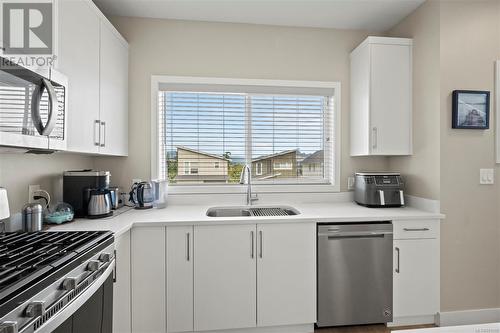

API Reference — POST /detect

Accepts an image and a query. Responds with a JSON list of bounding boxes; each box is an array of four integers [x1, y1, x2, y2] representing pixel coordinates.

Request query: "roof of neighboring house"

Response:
[[176, 146, 231, 161], [252, 149, 297, 163], [175, 174, 229, 181], [301, 150, 324, 164]]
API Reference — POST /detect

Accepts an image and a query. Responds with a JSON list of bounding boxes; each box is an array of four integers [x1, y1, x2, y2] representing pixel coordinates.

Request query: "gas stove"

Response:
[[0, 231, 115, 333]]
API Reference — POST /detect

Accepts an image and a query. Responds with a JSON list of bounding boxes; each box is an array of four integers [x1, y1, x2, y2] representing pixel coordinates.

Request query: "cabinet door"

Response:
[[370, 43, 412, 155], [99, 21, 129, 156], [257, 223, 316, 327], [58, 0, 100, 153], [131, 227, 166, 333], [113, 231, 131, 333], [167, 226, 193, 333], [393, 239, 439, 318], [194, 224, 256, 331]]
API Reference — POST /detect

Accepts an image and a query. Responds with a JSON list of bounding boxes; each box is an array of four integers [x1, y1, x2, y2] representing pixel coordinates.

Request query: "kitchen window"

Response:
[[152, 77, 340, 192]]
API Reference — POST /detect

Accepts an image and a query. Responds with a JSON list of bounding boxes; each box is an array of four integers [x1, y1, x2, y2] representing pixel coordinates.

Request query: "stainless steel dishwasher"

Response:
[[317, 222, 393, 327]]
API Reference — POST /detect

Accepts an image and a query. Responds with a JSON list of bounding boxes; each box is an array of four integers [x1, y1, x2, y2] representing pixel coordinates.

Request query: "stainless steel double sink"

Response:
[[206, 206, 300, 217]]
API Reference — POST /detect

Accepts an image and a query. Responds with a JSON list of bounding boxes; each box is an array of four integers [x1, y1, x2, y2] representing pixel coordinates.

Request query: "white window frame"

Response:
[[151, 76, 341, 194]]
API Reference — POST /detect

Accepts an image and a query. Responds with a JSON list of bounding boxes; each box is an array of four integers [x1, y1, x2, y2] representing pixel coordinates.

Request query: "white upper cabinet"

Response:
[[99, 21, 129, 156], [57, 0, 100, 154], [57, 0, 128, 156], [350, 37, 412, 156]]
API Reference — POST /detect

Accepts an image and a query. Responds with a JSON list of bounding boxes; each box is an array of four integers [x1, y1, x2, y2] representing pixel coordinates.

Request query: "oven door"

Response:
[[27, 262, 114, 333], [0, 58, 67, 151]]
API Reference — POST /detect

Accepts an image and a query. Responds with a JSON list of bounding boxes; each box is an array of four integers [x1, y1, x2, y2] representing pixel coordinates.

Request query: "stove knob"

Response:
[[99, 252, 112, 263], [25, 301, 45, 317], [62, 277, 77, 290], [87, 260, 100, 272], [0, 321, 18, 333]]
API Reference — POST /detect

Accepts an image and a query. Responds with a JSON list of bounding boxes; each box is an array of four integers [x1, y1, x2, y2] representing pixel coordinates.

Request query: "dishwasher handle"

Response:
[[318, 231, 393, 238]]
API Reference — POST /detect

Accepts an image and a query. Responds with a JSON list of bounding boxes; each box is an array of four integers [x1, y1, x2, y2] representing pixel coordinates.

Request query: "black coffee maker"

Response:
[[63, 170, 111, 217]]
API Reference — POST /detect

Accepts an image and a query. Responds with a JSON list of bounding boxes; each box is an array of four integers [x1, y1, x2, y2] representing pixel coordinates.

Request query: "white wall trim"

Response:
[[179, 324, 313, 333], [495, 60, 500, 163], [150, 75, 341, 194], [437, 308, 500, 327], [388, 315, 437, 327]]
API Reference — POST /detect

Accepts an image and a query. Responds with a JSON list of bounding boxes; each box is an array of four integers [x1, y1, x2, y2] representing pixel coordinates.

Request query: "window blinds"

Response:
[[158, 91, 333, 185]]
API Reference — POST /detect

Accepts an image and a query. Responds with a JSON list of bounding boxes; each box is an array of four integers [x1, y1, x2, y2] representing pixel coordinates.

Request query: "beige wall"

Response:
[[387, 0, 500, 311], [0, 153, 94, 213], [94, 17, 389, 191], [438, 0, 500, 311], [387, 0, 441, 200]]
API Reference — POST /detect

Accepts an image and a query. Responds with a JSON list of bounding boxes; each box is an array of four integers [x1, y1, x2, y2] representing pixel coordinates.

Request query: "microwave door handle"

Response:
[[31, 78, 58, 136], [41, 78, 58, 135], [31, 82, 43, 135]]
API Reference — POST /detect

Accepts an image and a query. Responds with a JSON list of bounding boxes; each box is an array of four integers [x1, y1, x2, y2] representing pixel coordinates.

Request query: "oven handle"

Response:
[[25, 260, 115, 333], [31, 78, 58, 136]]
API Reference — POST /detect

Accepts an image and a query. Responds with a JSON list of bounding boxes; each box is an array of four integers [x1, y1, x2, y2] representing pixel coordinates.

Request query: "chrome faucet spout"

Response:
[[240, 164, 258, 205]]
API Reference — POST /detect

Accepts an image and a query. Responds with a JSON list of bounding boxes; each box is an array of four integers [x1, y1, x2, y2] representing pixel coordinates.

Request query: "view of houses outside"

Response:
[[170, 147, 324, 184]]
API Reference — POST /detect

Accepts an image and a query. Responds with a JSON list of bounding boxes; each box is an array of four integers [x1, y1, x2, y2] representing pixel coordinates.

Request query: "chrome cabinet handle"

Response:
[[100, 121, 106, 147], [259, 230, 263, 258], [94, 120, 100, 146], [113, 249, 117, 283], [395, 247, 400, 273], [372, 127, 378, 150], [31, 78, 58, 136], [403, 228, 430, 232], [186, 232, 190, 261], [251, 231, 254, 258]]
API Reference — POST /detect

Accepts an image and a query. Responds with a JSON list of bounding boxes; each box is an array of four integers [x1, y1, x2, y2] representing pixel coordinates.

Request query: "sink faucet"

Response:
[[240, 164, 258, 206]]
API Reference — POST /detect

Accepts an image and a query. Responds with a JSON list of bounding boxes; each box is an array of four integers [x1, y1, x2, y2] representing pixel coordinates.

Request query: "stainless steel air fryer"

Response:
[[354, 172, 405, 207]]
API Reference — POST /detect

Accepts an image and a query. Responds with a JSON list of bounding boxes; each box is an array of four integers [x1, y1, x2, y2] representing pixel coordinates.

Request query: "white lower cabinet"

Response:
[[167, 226, 194, 333], [163, 222, 316, 333], [131, 227, 166, 333], [393, 220, 440, 324], [257, 223, 316, 327], [194, 224, 257, 331], [113, 231, 131, 333]]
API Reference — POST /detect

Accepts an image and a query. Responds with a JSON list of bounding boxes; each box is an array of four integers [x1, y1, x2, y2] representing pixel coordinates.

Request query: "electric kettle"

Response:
[[129, 181, 154, 209]]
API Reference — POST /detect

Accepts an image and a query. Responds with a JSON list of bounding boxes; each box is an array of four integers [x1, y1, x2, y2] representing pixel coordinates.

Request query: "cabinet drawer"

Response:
[[393, 220, 439, 240]]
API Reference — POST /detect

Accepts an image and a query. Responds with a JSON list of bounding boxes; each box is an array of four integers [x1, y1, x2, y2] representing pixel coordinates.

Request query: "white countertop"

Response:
[[48, 200, 444, 237], [396, 323, 500, 332]]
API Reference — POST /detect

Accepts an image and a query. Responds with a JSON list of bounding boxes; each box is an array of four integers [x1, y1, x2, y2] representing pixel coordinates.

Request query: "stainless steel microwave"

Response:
[[0, 57, 68, 151]]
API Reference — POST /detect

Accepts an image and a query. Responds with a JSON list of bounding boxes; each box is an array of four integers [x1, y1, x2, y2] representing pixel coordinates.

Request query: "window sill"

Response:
[[168, 184, 340, 195]]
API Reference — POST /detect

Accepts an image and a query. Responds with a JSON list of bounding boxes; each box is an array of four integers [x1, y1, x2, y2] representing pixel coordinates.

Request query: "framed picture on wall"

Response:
[[452, 90, 490, 129]]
